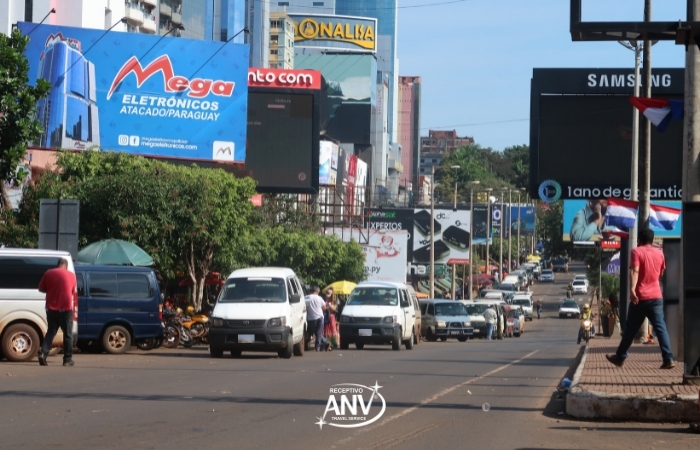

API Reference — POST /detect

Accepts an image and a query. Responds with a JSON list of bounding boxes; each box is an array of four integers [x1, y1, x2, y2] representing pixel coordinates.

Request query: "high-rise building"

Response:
[[419, 130, 474, 175], [269, 13, 295, 69], [398, 76, 421, 191], [335, 0, 398, 142], [270, 0, 336, 15]]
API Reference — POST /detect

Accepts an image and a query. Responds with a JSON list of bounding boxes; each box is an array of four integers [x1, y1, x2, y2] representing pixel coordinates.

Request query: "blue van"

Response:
[[75, 265, 163, 354]]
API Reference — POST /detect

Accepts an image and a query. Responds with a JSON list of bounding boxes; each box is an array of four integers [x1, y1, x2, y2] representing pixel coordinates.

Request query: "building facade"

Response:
[[419, 130, 474, 175], [269, 13, 294, 69], [398, 76, 421, 192]]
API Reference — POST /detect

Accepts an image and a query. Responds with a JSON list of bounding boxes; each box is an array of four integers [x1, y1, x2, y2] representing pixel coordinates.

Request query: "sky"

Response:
[[397, 0, 687, 151]]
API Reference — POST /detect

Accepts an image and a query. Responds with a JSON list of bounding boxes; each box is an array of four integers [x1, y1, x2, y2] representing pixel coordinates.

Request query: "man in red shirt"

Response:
[[37, 258, 77, 366], [606, 228, 675, 369]]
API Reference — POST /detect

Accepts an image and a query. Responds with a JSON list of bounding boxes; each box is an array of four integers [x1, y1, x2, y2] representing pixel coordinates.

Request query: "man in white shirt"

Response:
[[483, 305, 498, 341], [305, 286, 329, 351]]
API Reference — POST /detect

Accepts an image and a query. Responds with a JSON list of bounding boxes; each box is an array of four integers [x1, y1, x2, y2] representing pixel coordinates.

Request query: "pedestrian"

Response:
[[483, 304, 497, 340], [444, 292, 451, 299], [323, 288, 338, 349], [600, 300, 612, 336], [305, 286, 329, 352], [456, 285, 462, 300], [37, 258, 76, 366], [536, 299, 542, 319], [606, 228, 675, 369]]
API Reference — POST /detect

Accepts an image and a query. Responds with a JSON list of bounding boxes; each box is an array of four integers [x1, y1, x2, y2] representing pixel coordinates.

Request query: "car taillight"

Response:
[[73, 302, 78, 322], [158, 303, 163, 320]]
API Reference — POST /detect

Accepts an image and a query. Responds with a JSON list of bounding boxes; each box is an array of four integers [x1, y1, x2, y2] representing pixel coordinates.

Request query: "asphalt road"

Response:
[[1, 263, 698, 449]]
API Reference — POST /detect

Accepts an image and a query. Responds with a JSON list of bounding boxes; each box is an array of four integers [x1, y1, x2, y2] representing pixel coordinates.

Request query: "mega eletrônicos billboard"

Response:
[[20, 22, 249, 162]]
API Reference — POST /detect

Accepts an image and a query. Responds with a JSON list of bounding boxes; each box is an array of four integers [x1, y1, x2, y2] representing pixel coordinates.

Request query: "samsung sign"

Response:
[[288, 14, 377, 52]]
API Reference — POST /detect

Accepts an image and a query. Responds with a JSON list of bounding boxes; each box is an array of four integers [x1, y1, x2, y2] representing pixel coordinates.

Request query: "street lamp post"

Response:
[[430, 165, 436, 299], [499, 188, 507, 283], [508, 188, 512, 271], [468, 181, 480, 299], [485, 188, 493, 277], [450, 165, 460, 299], [517, 188, 525, 265]]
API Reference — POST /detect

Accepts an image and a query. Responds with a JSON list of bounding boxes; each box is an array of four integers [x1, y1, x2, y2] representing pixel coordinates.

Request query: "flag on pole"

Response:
[[629, 97, 684, 132], [605, 198, 639, 230], [649, 203, 681, 230]]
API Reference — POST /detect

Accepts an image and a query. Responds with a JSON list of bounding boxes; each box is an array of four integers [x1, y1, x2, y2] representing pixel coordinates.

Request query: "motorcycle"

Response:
[[161, 309, 191, 349], [580, 315, 595, 343], [181, 309, 211, 346]]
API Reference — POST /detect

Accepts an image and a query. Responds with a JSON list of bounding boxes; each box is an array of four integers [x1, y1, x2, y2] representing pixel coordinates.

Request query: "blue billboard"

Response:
[[19, 23, 249, 162], [563, 199, 682, 241]]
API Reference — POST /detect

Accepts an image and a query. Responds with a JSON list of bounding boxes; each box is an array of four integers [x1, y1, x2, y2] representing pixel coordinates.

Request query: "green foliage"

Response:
[[601, 273, 620, 300], [249, 193, 321, 233], [536, 202, 572, 258], [0, 29, 51, 210]]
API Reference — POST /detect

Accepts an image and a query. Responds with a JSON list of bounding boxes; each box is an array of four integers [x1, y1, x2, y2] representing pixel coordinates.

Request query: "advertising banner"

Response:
[[20, 23, 249, 162], [362, 230, 409, 283], [364, 208, 415, 262], [345, 154, 358, 207], [413, 209, 471, 265], [507, 205, 536, 238], [288, 14, 377, 52], [562, 199, 682, 241], [319, 141, 338, 185]]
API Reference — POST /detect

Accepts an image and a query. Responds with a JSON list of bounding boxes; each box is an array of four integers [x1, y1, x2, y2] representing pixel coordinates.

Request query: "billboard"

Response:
[[530, 68, 684, 201], [562, 199, 682, 241], [413, 209, 472, 265], [20, 23, 249, 161], [365, 208, 415, 262], [289, 14, 377, 52], [362, 230, 409, 283], [319, 141, 338, 185], [246, 68, 322, 193]]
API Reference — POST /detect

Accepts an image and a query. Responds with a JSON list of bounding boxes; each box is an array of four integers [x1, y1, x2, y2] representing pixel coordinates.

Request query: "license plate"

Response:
[[358, 329, 372, 336], [567, 313, 572, 317], [238, 334, 255, 343], [450, 331, 461, 336], [473, 329, 480, 333]]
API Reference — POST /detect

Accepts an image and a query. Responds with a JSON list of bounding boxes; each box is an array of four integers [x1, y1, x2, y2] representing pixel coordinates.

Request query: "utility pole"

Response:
[[499, 190, 504, 283], [681, 0, 700, 377], [517, 189, 523, 265], [508, 189, 512, 271], [485, 188, 493, 277], [429, 164, 436, 299], [469, 181, 480, 299]]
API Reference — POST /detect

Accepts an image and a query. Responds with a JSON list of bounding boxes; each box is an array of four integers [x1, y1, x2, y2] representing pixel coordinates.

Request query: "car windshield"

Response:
[[219, 277, 287, 303], [347, 287, 398, 306], [573, 281, 585, 286], [575, 276, 587, 281], [542, 270, 553, 275], [499, 284, 515, 291], [434, 302, 468, 316], [465, 304, 488, 315], [561, 300, 578, 308], [513, 299, 530, 306]]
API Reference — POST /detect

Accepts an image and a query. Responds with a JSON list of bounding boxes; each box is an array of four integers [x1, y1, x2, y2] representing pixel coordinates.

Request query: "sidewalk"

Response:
[[567, 338, 700, 421]]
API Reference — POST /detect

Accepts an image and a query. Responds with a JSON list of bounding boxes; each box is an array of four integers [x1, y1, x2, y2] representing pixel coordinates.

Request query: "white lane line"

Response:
[[332, 349, 540, 448]]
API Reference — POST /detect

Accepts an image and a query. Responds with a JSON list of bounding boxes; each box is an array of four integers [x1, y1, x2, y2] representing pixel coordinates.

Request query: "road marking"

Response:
[[332, 349, 540, 448]]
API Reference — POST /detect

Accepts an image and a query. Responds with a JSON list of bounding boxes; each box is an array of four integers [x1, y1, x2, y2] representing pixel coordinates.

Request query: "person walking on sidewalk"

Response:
[[484, 305, 497, 340], [536, 300, 542, 319], [305, 286, 329, 352], [606, 228, 675, 369], [37, 258, 76, 367]]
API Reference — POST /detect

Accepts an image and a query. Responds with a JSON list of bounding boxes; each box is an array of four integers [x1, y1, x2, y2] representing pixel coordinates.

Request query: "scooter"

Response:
[[580, 316, 595, 343]]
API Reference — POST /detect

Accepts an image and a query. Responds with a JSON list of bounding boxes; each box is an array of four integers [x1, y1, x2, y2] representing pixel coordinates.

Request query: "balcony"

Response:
[[126, 6, 144, 25], [142, 0, 158, 7], [171, 11, 182, 24], [160, 3, 172, 16], [140, 14, 157, 34]]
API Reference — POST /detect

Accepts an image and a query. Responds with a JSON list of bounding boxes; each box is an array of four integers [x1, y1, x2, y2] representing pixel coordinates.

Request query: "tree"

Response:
[[536, 201, 571, 257], [0, 29, 50, 211]]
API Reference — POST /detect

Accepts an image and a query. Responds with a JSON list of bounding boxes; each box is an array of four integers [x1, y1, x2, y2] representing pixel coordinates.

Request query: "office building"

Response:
[[398, 76, 421, 191], [419, 130, 474, 175], [269, 13, 294, 69], [271, 0, 336, 15]]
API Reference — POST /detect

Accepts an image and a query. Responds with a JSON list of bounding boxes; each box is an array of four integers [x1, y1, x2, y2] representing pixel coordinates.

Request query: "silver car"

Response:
[[539, 269, 554, 282]]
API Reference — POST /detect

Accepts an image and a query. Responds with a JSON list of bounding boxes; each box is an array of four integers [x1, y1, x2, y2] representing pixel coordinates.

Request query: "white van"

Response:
[[208, 267, 307, 359], [0, 248, 79, 362], [339, 281, 416, 351]]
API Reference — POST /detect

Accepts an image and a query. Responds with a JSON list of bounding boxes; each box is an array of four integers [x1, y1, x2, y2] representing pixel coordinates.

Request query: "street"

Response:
[[1, 264, 697, 449]]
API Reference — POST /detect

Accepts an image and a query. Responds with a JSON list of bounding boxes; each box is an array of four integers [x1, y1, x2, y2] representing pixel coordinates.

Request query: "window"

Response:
[[0, 256, 61, 290], [277, 2, 289, 6], [270, 49, 278, 55], [117, 274, 150, 298], [420, 303, 427, 315], [270, 35, 278, 42], [76, 273, 84, 296], [286, 278, 298, 299], [313, 1, 324, 5], [427, 304, 434, 315], [88, 273, 118, 298]]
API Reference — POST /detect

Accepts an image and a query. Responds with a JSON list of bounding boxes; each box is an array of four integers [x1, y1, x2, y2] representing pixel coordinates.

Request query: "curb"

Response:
[[566, 342, 700, 422]]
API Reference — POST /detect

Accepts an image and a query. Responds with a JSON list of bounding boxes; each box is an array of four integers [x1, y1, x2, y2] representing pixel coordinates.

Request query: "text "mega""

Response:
[[108, 55, 235, 100]]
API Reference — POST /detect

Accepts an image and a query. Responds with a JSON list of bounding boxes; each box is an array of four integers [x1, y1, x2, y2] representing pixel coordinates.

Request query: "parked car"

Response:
[[502, 276, 523, 291], [539, 269, 554, 282], [419, 299, 474, 342], [510, 305, 525, 337], [74, 265, 164, 354], [552, 257, 569, 273], [511, 295, 533, 321], [340, 282, 416, 351], [502, 304, 516, 337], [463, 302, 488, 338], [559, 299, 581, 318], [463, 300, 506, 339], [573, 274, 589, 286], [405, 285, 422, 345], [209, 267, 307, 358], [497, 283, 517, 293], [0, 249, 79, 362], [572, 280, 588, 295]]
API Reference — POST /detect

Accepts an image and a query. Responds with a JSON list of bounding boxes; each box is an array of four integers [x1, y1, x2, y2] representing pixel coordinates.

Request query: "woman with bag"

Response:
[[323, 288, 338, 350]]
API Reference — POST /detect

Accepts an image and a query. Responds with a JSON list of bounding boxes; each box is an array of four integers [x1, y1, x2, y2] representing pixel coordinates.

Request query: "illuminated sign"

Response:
[[248, 68, 321, 90], [288, 14, 377, 52]]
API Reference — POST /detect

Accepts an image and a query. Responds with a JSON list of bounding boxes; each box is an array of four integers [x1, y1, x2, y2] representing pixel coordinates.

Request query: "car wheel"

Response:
[[277, 332, 293, 359], [457, 336, 468, 342], [293, 334, 305, 356], [413, 326, 420, 345], [405, 330, 414, 350], [515, 332, 521, 338], [102, 325, 131, 355], [1, 323, 40, 362], [209, 347, 224, 358], [392, 338, 401, 351], [439, 336, 448, 342], [426, 328, 438, 342], [355, 342, 365, 350], [230, 350, 242, 357]]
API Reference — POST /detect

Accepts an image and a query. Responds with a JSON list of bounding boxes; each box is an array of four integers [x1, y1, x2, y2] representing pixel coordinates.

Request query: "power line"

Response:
[[256, 0, 469, 11]]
